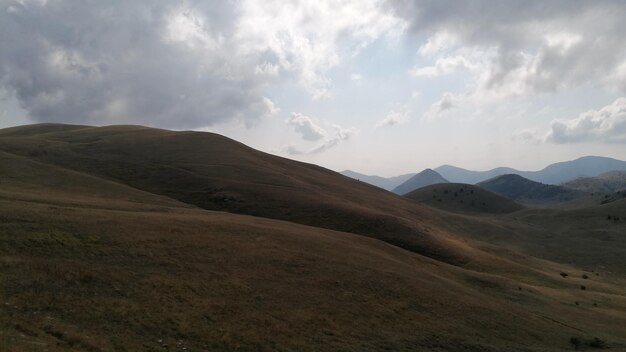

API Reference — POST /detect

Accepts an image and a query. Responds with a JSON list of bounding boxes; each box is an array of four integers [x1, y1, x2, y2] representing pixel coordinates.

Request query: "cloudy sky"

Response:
[[1, 0, 626, 176]]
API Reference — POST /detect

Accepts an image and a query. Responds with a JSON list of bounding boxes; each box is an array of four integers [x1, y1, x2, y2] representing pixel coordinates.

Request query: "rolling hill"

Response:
[[404, 183, 523, 214], [478, 174, 587, 205], [2, 123, 626, 351], [392, 168, 449, 195], [562, 171, 626, 193]]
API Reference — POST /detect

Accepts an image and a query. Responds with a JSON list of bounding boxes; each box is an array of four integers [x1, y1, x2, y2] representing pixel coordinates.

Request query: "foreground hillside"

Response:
[[2, 124, 626, 351]]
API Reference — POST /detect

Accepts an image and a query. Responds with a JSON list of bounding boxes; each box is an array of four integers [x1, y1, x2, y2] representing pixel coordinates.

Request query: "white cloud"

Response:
[[286, 112, 327, 141], [285, 122, 357, 155], [350, 73, 363, 82], [547, 97, 626, 143], [235, 0, 404, 99], [375, 109, 409, 128], [417, 31, 457, 57], [410, 55, 475, 77]]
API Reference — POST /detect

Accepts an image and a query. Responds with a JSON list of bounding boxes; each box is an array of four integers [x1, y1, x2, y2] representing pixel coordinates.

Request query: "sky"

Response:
[[1, 0, 626, 176]]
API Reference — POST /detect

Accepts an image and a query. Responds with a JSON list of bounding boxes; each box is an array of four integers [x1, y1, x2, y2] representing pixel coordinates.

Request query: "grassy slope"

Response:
[[2, 169, 626, 351], [562, 171, 626, 194], [404, 183, 523, 214], [0, 124, 486, 265], [1, 124, 626, 350], [478, 174, 587, 205]]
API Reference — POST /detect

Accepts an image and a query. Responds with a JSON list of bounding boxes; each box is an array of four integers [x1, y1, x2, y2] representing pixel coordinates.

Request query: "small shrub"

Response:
[[570, 336, 607, 350], [589, 337, 606, 348], [580, 285, 586, 290], [570, 337, 582, 349], [582, 274, 589, 279], [560, 272, 568, 278]]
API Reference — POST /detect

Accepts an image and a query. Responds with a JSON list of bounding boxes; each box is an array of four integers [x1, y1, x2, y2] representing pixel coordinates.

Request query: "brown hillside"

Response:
[[2, 124, 626, 350], [404, 183, 523, 214], [1, 154, 625, 351], [0, 124, 474, 264]]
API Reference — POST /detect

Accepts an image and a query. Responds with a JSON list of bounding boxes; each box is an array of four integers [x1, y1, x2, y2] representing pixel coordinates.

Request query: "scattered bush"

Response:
[[580, 285, 586, 290], [570, 336, 607, 350], [560, 272, 568, 278]]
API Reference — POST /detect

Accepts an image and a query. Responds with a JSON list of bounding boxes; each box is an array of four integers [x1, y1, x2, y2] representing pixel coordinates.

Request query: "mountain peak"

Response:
[[392, 168, 449, 195]]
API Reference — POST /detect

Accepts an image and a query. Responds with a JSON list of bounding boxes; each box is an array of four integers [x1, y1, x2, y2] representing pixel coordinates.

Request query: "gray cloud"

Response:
[[547, 97, 626, 143], [0, 1, 276, 128], [392, 0, 626, 95], [0, 0, 397, 128]]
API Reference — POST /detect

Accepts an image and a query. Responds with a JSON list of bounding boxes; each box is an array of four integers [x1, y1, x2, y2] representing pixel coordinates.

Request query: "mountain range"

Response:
[[344, 156, 626, 191]]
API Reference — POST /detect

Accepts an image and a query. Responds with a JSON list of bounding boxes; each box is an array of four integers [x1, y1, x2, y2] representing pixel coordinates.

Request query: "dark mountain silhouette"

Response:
[[478, 174, 587, 205]]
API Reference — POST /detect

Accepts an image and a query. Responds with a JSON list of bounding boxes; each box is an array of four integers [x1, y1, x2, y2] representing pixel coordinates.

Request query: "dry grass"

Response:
[[1, 124, 626, 351]]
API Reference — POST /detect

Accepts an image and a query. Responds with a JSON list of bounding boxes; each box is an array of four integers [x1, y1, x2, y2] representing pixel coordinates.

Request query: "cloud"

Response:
[[422, 92, 457, 120], [547, 97, 626, 143], [350, 73, 363, 82], [0, 0, 402, 128], [235, 0, 403, 99], [375, 109, 409, 128], [395, 1, 626, 100], [512, 129, 543, 144], [410, 55, 475, 77], [286, 112, 327, 141], [285, 122, 357, 155]]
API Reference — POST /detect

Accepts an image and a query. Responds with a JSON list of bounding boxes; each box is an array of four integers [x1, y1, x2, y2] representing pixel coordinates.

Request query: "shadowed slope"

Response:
[[479, 174, 587, 205], [405, 183, 523, 214]]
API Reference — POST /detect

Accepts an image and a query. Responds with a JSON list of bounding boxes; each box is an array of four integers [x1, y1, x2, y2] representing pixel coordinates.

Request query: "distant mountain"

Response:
[[341, 170, 415, 191], [434, 165, 519, 185], [404, 183, 522, 214], [392, 169, 449, 195], [561, 171, 626, 193], [478, 174, 587, 205], [436, 156, 626, 185]]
